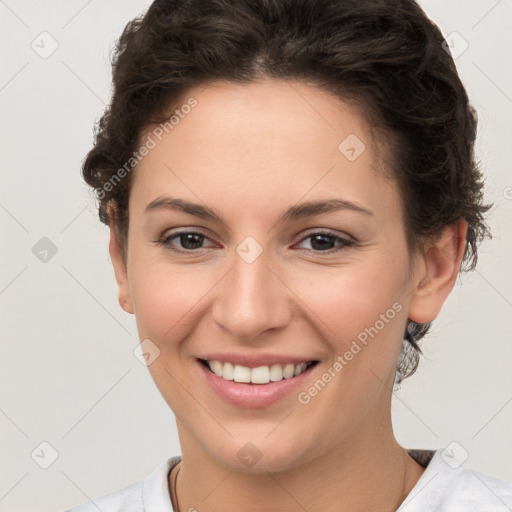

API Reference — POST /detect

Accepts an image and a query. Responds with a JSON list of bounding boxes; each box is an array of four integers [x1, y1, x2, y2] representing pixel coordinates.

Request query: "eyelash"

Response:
[[156, 229, 354, 254]]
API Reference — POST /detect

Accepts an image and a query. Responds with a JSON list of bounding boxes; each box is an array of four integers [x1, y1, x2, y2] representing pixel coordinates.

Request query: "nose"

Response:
[[211, 247, 291, 341]]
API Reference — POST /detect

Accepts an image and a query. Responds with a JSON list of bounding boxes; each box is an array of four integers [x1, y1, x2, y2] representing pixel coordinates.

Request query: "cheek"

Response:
[[289, 257, 410, 395], [128, 258, 210, 341], [291, 260, 408, 418], [291, 258, 407, 344]]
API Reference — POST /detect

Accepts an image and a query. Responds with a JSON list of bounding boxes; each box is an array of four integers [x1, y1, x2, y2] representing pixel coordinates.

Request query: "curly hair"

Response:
[[82, 0, 492, 382]]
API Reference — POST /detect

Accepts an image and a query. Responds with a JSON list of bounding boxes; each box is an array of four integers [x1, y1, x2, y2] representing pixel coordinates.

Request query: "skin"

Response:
[[109, 78, 467, 512]]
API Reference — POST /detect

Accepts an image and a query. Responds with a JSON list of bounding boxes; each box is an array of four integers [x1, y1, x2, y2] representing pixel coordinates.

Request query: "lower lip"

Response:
[[197, 360, 317, 408]]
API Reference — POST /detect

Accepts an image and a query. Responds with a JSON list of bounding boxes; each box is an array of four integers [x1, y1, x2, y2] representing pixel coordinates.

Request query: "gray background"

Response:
[[0, 1, 511, 511]]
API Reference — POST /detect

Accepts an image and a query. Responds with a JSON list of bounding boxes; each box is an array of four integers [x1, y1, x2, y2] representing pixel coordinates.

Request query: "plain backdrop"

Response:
[[0, 1, 511, 511]]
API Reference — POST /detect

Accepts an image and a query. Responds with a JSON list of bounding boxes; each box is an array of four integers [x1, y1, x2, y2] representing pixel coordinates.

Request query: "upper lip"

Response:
[[198, 353, 318, 368]]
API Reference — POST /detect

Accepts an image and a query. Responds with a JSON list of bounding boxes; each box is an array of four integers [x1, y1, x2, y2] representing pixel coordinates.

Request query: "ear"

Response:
[[408, 220, 468, 324], [108, 223, 134, 315]]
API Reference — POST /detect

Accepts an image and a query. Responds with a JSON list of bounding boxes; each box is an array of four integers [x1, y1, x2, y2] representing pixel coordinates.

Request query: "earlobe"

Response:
[[408, 220, 468, 324], [108, 224, 134, 315]]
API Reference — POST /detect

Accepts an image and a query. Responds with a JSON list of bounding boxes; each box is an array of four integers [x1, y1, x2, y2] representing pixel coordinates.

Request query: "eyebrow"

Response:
[[144, 196, 373, 224]]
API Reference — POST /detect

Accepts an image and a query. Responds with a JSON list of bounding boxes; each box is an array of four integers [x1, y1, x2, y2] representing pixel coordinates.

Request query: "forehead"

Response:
[[130, 79, 398, 223]]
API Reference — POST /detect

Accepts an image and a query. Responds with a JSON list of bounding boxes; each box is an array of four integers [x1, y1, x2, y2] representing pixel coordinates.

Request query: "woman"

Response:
[[65, 0, 511, 510]]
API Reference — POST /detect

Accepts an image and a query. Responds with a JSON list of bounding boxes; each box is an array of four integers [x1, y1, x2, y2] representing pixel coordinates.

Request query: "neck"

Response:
[[171, 418, 425, 512]]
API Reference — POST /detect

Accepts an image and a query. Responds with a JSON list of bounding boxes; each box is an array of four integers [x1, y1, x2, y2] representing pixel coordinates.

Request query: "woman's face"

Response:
[[113, 79, 427, 471]]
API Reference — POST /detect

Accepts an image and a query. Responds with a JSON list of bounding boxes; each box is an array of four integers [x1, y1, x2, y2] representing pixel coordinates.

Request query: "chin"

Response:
[[205, 432, 314, 474]]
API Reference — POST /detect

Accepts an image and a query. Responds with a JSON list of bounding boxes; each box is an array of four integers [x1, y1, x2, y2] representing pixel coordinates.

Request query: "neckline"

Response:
[[164, 448, 438, 511]]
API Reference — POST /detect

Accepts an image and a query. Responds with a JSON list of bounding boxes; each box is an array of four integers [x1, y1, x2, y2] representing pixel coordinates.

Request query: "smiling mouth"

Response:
[[198, 358, 319, 385]]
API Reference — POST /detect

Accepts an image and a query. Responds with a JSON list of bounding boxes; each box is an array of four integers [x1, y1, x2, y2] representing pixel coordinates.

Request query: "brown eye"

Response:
[[158, 230, 215, 252], [296, 231, 354, 252]]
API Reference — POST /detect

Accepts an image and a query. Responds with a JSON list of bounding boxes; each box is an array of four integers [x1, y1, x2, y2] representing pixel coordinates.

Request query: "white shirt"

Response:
[[64, 449, 512, 511]]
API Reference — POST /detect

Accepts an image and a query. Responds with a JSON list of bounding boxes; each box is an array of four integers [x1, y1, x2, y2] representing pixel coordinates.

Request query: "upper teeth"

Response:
[[207, 361, 311, 384]]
